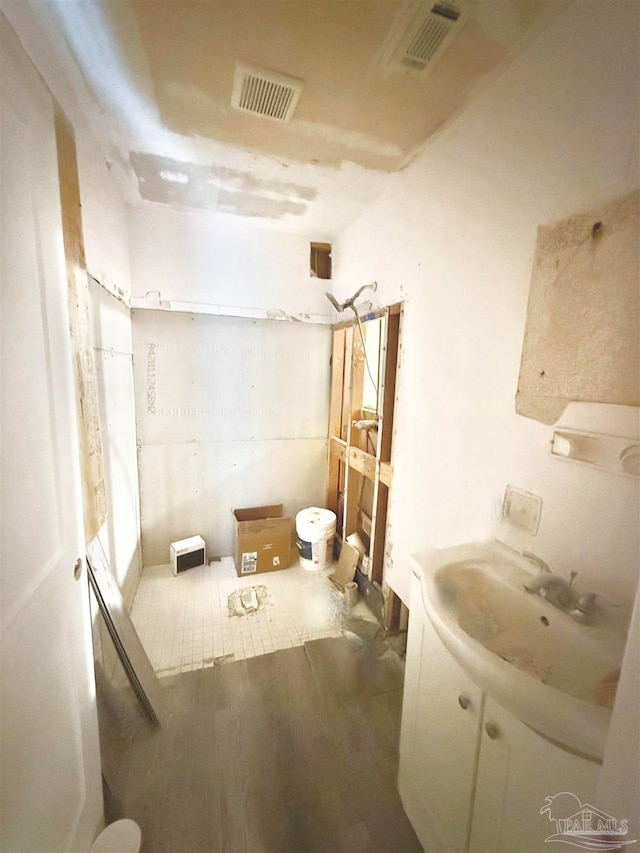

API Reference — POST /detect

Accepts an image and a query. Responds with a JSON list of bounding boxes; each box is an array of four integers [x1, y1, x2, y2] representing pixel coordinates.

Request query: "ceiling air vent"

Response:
[[379, 0, 468, 79], [231, 62, 304, 122]]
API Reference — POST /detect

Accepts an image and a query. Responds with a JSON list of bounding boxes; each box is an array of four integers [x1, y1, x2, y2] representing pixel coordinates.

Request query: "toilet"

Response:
[[90, 819, 141, 853]]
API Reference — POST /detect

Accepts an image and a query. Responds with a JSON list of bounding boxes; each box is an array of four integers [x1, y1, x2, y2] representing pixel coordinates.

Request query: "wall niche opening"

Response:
[[310, 242, 332, 279]]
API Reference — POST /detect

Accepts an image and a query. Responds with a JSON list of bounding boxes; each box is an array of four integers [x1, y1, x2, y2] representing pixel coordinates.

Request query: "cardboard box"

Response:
[[232, 504, 292, 576]]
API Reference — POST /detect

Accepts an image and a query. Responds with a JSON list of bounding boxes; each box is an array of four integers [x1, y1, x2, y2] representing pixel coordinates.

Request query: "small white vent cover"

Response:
[[231, 62, 304, 122], [379, 1, 468, 79]]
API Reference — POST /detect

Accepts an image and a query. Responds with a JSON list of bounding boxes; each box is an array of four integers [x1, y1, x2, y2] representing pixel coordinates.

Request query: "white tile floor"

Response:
[[131, 556, 376, 678]]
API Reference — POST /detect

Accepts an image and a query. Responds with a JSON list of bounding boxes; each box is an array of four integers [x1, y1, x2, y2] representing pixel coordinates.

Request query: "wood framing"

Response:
[[326, 330, 346, 520], [326, 303, 403, 629]]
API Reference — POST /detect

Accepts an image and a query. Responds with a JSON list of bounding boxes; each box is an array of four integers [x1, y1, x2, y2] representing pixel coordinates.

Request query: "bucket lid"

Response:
[[90, 819, 141, 853], [295, 507, 336, 528]]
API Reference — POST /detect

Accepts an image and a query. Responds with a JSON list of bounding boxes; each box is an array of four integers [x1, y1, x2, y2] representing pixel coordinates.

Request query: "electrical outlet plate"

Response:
[[502, 485, 542, 535]]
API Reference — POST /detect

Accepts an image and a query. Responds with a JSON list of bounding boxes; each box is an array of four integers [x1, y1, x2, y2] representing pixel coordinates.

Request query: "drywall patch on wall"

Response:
[[132, 310, 331, 564], [517, 189, 640, 424], [130, 151, 316, 217]]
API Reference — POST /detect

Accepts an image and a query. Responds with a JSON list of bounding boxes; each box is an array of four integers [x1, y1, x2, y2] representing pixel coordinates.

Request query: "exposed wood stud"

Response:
[[326, 330, 346, 515], [326, 303, 402, 608]]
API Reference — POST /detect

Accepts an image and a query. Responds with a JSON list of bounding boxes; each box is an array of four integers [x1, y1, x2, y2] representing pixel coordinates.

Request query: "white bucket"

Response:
[[295, 507, 336, 570]]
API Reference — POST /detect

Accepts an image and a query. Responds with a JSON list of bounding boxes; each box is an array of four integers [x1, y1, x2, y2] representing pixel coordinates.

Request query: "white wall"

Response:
[[1, 2, 142, 612], [334, 0, 639, 612], [132, 310, 331, 566], [79, 144, 132, 304], [129, 205, 333, 318], [89, 280, 142, 608], [0, 1, 132, 303], [128, 207, 335, 570], [597, 589, 640, 841]]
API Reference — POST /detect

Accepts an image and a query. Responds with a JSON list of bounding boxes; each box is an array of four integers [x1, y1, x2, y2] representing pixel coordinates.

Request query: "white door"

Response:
[[0, 14, 103, 853]]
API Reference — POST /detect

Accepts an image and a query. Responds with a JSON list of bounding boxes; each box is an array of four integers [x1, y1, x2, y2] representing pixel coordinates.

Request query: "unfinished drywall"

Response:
[[55, 104, 107, 544], [72, 90, 142, 608], [132, 310, 331, 566], [13, 0, 564, 234], [517, 189, 640, 423], [333, 0, 639, 612], [128, 205, 333, 317], [89, 279, 142, 609]]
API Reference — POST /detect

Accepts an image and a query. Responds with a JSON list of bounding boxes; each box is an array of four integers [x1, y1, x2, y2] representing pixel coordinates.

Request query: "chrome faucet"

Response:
[[521, 551, 616, 625], [522, 552, 578, 612], [524, 573, 578, 610]]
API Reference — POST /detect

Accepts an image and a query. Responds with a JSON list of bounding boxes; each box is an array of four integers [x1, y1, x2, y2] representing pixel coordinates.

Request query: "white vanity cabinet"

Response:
[[399, 574, 484, 852], [470, 696, 598, 853], [400, 572, 600, 853]]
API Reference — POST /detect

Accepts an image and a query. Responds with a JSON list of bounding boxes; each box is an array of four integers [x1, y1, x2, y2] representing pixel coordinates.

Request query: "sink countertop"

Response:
[[410, 540, 630, 761]]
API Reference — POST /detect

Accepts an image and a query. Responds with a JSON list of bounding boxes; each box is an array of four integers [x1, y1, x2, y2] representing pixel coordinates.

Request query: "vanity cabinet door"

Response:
[[469, 696, 599, 853], [399, 574, 484, 853]]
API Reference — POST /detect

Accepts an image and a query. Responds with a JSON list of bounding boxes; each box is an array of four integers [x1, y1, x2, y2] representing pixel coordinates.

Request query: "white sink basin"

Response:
[[412, 540, 629, 760]]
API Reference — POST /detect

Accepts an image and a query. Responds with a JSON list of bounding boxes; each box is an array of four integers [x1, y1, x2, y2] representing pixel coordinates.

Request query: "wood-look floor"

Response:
[[99, 635, 422, 853]]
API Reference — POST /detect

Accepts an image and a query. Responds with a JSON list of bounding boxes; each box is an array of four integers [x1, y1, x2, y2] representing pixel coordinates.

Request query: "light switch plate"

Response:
[[502, 485, 542, 535]]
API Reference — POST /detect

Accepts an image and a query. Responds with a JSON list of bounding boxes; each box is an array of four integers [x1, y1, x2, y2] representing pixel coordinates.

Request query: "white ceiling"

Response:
[[18, 0, 565, 237]]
